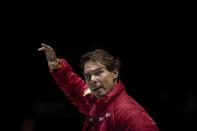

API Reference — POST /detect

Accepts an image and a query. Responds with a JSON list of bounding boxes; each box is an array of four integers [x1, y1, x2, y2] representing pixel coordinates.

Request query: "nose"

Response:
[[91, 75, 97, 84]]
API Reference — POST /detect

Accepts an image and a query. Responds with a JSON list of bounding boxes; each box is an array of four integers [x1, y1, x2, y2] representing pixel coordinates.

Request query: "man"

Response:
[[38, 43, 159, 131]]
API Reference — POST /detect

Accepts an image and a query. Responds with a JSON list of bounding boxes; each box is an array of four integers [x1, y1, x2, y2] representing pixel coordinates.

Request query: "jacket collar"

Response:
[[89, 80, 125, 116], [95, 80, 125, 105]]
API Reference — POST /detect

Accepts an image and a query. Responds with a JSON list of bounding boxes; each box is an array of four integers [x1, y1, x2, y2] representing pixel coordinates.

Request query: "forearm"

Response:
[[50, 59, 91, 115]]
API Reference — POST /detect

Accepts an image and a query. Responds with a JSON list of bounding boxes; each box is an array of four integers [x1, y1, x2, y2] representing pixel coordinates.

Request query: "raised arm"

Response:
[[38, 43, 92, 115]]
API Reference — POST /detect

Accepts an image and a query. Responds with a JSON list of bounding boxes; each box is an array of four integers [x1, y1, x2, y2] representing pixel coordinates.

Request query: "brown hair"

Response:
[[80, 49, 121, 74]]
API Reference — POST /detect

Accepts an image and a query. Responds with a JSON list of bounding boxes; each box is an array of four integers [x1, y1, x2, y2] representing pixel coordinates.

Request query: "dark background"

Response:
[[1, 4, 196, 131]]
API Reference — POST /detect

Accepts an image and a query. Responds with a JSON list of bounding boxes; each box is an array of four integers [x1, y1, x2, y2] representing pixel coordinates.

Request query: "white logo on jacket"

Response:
[[99, 112, 111, 122]]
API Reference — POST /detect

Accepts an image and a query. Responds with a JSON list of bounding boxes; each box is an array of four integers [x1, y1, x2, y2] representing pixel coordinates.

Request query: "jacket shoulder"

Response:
[[113, 90, 145, 111], [112, 91, 159, 131]]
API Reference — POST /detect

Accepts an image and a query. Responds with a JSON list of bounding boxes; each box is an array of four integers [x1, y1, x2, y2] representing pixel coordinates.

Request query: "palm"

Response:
[[38, 43, 57, 62]]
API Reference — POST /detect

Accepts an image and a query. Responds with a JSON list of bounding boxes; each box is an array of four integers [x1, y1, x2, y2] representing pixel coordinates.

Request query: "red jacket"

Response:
[[51, 59, 159, 131]]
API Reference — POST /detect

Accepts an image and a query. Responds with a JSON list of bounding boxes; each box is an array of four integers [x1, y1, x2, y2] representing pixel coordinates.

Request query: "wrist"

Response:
[[48, 58, 62, 70]]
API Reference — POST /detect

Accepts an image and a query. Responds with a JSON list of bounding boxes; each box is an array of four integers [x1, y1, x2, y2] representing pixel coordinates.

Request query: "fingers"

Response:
[[37, 47, 45, 51], [38, 43, 55, 54], [37, 43, 48, 51], [41, 43, 54, 51], [41, 43, 51, 49], [38, 43, 57, 62]]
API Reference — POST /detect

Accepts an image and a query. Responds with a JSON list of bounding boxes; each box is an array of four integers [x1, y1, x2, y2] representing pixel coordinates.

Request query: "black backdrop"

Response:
[[2, 6, 196, 131]]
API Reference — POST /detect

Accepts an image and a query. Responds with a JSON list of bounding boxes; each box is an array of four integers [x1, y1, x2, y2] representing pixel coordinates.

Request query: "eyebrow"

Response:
[[84, 67, 104, 76]]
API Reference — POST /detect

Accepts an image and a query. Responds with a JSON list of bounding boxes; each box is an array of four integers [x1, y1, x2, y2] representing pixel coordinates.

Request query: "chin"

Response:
[[96, 93, 107, 99]]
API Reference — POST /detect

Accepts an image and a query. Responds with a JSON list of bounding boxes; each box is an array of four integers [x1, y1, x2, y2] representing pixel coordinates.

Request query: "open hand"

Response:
[[38, 43, 61, 69], [38, 43, 57, 62]]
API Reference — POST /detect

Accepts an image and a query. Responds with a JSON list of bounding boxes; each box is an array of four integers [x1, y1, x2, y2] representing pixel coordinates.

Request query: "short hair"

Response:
[[80, 49, 121, 74]]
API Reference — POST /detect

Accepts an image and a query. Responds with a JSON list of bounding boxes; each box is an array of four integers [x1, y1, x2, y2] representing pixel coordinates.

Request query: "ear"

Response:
[[112, 68, 119, 79]]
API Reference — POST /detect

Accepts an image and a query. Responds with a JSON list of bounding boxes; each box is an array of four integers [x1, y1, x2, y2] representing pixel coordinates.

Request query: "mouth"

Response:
[[93, 87, 102, 92]]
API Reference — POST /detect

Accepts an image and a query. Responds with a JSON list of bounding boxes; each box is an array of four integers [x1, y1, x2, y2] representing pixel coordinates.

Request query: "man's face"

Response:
[[84, 60, 117, 99]]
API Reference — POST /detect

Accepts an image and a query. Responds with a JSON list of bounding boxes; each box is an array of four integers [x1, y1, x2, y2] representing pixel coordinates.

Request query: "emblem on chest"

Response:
[[99, 112, 111, 122]]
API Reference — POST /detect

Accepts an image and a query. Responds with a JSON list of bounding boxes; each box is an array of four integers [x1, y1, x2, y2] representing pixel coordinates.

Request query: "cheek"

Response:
[[101, 74, 114, 87]]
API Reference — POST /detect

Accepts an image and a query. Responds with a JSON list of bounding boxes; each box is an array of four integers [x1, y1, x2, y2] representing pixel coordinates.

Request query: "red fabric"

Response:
[[51, 59, 159, 131]]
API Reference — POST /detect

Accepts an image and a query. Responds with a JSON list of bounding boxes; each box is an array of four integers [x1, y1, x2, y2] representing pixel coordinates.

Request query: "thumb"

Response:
[[37, 47, 45, 51]]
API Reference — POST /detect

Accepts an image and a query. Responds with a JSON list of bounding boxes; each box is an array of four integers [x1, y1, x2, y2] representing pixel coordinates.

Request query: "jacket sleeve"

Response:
[[50, 59, 92, 115], [116, 109, 159, 131]]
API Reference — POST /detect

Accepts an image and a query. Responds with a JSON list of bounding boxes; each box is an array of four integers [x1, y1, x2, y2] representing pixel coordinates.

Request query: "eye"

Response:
[[94, 70, 103, 76], [84, 74, 91, 80]]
